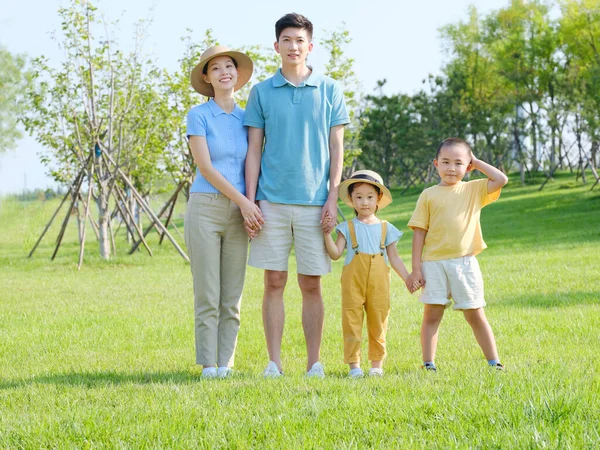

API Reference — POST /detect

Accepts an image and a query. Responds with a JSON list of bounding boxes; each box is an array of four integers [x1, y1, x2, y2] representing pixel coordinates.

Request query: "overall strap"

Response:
[[379, 221, 387, 255], [347, 220, 359, 254]]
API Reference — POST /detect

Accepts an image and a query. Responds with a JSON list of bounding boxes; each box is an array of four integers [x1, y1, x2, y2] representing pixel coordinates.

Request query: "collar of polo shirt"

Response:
[[272, 67, 322, 88], [206, 99, 242, 119]]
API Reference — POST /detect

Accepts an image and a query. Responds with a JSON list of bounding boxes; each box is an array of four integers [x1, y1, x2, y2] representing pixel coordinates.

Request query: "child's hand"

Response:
[[407, 279, 423, 294], [406, 270, 425, 294], [321, 212, 334, 233]]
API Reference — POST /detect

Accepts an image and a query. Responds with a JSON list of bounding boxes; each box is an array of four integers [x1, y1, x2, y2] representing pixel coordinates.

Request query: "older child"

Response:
[[407, 138, 508, 371], [323, 170, 417, 378], [185, 46, 264, 378]]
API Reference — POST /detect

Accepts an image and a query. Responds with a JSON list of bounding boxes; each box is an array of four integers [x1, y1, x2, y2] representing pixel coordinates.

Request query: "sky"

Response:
[[0, 0, 511, 195]]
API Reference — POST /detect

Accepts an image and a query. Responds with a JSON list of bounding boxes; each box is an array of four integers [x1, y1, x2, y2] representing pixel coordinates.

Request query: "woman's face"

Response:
[[202, 56, 238, 93]]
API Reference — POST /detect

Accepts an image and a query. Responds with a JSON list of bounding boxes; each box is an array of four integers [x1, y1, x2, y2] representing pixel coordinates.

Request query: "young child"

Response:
[[407, 138, 509, 371], [323, 170, 417, 378]]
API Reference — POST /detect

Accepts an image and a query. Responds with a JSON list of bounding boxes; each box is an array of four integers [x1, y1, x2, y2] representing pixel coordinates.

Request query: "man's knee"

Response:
[[298, 274, 322, 297], [265, 270, 288, 294]]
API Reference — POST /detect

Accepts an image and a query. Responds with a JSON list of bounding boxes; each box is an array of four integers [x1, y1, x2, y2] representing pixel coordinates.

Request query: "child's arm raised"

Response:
[[470, 155, 508, 194]]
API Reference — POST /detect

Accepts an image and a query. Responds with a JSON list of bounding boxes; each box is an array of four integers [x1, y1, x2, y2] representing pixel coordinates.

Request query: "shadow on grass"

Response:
[[0, 370, 202, 390], [494, 290, 600, 308]]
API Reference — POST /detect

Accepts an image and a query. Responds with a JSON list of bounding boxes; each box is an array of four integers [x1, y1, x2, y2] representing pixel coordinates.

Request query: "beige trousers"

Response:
[[184, 193, 248, 367]]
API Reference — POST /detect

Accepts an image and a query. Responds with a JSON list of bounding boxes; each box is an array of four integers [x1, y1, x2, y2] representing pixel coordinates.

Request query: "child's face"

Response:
[[349, 183, 382, 217], [202, 56, 239, 94], [434, 144, 472, 186], [274, 27, 313, 67]]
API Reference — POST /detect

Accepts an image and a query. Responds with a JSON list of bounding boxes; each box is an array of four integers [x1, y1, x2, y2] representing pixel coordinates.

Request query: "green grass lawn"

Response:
[[1, 173, 599, 448]]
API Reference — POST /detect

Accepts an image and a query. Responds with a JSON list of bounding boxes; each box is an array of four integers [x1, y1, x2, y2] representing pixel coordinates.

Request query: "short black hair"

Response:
[[436, 137, 473, 159], [275, 13, 313, 41]]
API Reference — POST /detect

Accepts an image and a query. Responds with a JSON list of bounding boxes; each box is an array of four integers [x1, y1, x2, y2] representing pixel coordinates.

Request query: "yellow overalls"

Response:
[[341, 220, 391, 364]]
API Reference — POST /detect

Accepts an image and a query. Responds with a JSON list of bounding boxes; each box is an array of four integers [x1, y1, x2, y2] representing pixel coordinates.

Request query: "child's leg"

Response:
[[421, 304, 445, 362], [463, 308, 499, 361], [342, 299, 364, 367], [365, 294, 390, 368]]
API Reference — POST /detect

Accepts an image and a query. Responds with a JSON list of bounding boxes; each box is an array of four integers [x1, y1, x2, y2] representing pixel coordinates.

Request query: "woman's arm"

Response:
[[190, 135, 264, 228]]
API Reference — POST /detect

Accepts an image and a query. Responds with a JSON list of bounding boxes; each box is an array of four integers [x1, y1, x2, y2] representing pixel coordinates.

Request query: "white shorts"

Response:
[[420, 256, 485, 310], [248, 201, 331, 276]]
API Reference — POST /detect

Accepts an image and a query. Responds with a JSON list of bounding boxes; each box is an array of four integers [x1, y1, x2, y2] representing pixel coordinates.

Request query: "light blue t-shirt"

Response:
[[336, 218, 403, 266], [243, 68, 350, 205], [187, 99, 248, 194]]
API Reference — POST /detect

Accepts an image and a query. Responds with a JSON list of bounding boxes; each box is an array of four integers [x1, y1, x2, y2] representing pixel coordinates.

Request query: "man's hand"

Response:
[[321, 199, 338, 234]]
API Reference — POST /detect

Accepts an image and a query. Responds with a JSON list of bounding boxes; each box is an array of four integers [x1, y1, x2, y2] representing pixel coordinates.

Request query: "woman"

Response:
[[185, 45, 264, 378]]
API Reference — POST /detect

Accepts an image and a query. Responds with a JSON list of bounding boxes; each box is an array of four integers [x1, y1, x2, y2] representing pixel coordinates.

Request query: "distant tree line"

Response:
[[359, 0, 600, 189]]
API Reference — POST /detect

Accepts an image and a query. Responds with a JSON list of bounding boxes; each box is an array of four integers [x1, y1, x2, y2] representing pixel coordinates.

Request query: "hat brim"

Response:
[[338, 179, 393, 210], [191, 51, 253, 97]]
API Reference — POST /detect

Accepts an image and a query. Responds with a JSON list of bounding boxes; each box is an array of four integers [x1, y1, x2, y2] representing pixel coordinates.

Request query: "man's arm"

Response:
[[322, 124, 345, 233], [245, 127, 264, 203], [470, 155, 508, 194]]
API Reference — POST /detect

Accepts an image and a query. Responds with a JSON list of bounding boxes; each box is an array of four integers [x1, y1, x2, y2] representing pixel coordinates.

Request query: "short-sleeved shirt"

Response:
[[336, 218, 403, 266], [187, 99, 248, 194], [243, 68, 349, 206], [407, 178, 501, 261]]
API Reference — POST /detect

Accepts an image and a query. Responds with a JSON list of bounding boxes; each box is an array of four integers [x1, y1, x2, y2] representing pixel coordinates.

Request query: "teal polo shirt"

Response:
[[243, 68, 349, 205]]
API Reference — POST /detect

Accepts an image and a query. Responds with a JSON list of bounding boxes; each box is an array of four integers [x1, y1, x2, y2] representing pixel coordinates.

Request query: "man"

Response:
[[244, 12, 349, 377]]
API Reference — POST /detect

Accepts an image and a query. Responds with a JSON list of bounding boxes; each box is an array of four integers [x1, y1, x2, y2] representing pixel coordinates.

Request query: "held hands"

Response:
[[242, 200, 265, 239], [320, 200, 337, 234], [321, 211, 335, 234], [406, 269, 425, 294]]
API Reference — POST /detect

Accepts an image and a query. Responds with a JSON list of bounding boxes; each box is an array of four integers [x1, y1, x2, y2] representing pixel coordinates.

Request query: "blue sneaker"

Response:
[[422, 362, 437, 372]]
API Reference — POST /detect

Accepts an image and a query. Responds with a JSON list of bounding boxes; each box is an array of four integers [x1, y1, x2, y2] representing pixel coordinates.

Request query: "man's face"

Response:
[[274, 27, 313, 67]]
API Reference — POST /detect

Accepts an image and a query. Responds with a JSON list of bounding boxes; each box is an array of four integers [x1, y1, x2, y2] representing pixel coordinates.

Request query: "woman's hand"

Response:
[[240, 199, 264, 234]]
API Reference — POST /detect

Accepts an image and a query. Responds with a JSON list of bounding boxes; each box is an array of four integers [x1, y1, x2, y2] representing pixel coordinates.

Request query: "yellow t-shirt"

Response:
[[407, 178, 501, 261]]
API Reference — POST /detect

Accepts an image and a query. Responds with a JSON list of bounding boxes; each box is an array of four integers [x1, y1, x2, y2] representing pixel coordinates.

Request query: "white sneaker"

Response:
[[263, 361, 282, 378], [306, 361, 325, 378], [217, 367, 233, 378], [369, 368, 384, 377], [348, 367, 364, 378], [201, 367, 217, 378]]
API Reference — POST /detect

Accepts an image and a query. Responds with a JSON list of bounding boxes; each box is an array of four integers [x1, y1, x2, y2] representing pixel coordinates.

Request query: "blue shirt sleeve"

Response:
[[385, 222, 403, 247], [242, 85, 265, 129], [335, 221, 349, 242], [187, 107, 207, 137], [330, 82, 350, 127]]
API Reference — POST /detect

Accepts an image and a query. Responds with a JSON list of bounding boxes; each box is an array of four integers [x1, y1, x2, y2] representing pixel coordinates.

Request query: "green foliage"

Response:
[[320, 24, 362, 169], [0, 45, 31, 153], [360, 0, 600, 189]]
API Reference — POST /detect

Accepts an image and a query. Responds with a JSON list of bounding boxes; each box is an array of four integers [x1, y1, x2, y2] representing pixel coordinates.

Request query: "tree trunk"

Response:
[[96, 195, 111, 259]]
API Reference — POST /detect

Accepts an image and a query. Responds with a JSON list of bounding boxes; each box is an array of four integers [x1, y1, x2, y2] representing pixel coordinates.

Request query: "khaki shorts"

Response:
[[419, 256, 485, 310], [248, 200, 331, 276]]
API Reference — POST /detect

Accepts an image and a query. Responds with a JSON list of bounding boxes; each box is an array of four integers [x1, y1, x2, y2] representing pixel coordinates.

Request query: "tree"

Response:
[[440, 6, 514, 171], [560, 0, 600, 176], [0, 45, 30, 153], [23, 0, 182, 263], [320, 24, 362, 172]]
